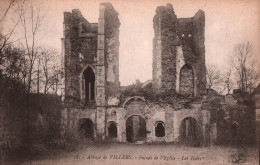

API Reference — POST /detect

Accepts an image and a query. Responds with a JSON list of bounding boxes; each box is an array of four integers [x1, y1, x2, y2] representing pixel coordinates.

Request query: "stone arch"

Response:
[[179, 117, 199, 145], [155, 121, 165, 137], [108, 121, 117, 138], [80, 65, 96, 103], [122, 96, 146, 109], [179, 64, 196, 96], [125, 115, 146, 143], [78, 118, 94, 138]]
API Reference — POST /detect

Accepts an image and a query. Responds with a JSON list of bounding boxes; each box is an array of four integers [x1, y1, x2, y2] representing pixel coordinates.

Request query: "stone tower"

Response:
[[61, 3, 120, 139], [152, 4, 206, 96]]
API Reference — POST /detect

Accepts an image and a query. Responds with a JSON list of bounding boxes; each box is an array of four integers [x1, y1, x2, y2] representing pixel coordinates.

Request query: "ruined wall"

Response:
[[153, 4, 178, 93], [114, 98, 175, 143], [62, 9, 98, 106], [95, 3, 121, 139], [152, 4, 206, 96], [61, 108, 96, 137], [104, 4, 120, 99], [62, 3, 120, 140], [61, 3, 210, 144], [104, 97, 210, 144]]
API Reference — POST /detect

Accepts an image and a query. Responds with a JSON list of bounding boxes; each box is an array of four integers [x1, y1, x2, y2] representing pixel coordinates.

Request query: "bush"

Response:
[[0, 136, 22, 160], [47, 130, 81, 151]]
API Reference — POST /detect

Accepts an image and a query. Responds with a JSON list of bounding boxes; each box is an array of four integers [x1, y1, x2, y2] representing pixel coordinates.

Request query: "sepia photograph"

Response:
[[0, 0, 259, 164]]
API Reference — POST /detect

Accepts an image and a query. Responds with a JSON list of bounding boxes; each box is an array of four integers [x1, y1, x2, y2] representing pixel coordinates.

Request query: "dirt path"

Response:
[[20, 144, 258, 165]]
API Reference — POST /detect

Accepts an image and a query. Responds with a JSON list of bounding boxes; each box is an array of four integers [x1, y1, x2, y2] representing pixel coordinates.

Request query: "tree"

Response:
[[0, 0, 18, 24], [39, 48, 61, 94], [206, 64, 222, 92], [48, 65, 61, 95], [231, 42, 260, 92], [0, 45, 26, 80], [16, 0, 44, 101], [0, 0, 20, 73]]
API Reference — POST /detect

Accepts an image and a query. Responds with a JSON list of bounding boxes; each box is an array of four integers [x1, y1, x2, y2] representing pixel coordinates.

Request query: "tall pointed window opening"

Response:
[[84, 67, 95, 103], [180, 64, 194, 96]]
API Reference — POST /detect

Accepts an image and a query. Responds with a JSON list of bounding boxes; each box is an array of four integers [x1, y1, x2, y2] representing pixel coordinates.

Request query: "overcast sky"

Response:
[[1, 0, 260, 86]]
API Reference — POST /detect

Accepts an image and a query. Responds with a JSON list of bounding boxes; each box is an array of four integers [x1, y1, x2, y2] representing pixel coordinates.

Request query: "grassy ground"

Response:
[[7, 143, 259, 165]]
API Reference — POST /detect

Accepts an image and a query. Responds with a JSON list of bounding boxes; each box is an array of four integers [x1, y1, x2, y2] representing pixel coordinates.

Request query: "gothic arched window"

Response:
[[84, 67, 95, 103], [179, 64, 194, 96]]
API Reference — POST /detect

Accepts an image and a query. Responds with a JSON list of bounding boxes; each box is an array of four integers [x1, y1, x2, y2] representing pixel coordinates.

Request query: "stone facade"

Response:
[[61, 3, 120, 140], [61, 3, 213, 145], [152, 4, 206, 96]]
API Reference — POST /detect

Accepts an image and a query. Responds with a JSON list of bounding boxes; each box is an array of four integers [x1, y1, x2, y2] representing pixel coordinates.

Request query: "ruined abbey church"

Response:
[[60, 3, 215, 145]]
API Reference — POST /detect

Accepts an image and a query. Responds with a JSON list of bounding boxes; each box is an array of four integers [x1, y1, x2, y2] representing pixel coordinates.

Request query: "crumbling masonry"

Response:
[[61, 3, 212, 144], [153, 4, 206, 96]]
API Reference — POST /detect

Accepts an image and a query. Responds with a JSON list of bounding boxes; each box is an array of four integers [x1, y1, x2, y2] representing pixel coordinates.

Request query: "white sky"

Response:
[[1, 0, 260, 86]]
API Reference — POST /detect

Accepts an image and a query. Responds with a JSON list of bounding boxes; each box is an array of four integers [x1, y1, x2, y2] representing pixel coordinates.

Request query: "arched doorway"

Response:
[[78, 118, 94, 139], [83, 67, 95, 103], [108, 122, 117, 138], [155, 121, 165, 137], [126, 115, 146, 143], [180, 117, 198, 145]]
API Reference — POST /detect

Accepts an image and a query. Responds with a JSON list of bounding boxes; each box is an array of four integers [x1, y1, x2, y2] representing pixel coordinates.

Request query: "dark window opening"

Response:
[[108, 122, 117, 137], [78, 118, 94, 138], [155, 122, 165, 137], [84, 67, 95, 103]]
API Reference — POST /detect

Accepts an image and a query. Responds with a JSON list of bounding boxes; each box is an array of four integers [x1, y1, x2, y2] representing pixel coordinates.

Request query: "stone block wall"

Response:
[[152, 4, 206, 96], [61, 107, 96, 137], [103, 97, 210, 144], [111, 97, 175, 143], [153, 4, 178, 93], [61, 97, 210, 144], [172, 104, 208, 144], [62, 9, 98, 105], [62, 3, 120, 105], [96, 3, 120, 139], [62, 3, 120, 140], [61, 3, 210, 144]]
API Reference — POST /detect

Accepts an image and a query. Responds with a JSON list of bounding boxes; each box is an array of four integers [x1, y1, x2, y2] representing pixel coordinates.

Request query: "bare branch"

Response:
[[0, 0, 17, 23]]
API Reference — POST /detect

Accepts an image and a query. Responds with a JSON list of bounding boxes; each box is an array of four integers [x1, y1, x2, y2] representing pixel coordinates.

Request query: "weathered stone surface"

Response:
[[153, 4, 178, 93], [61, 3, 220, 145], [103, 3, 120, 97], [152, 4, 206, 96], [95, 66, 105, 87], [62, 9, 98, 104], [62, 3, 121, 139]]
